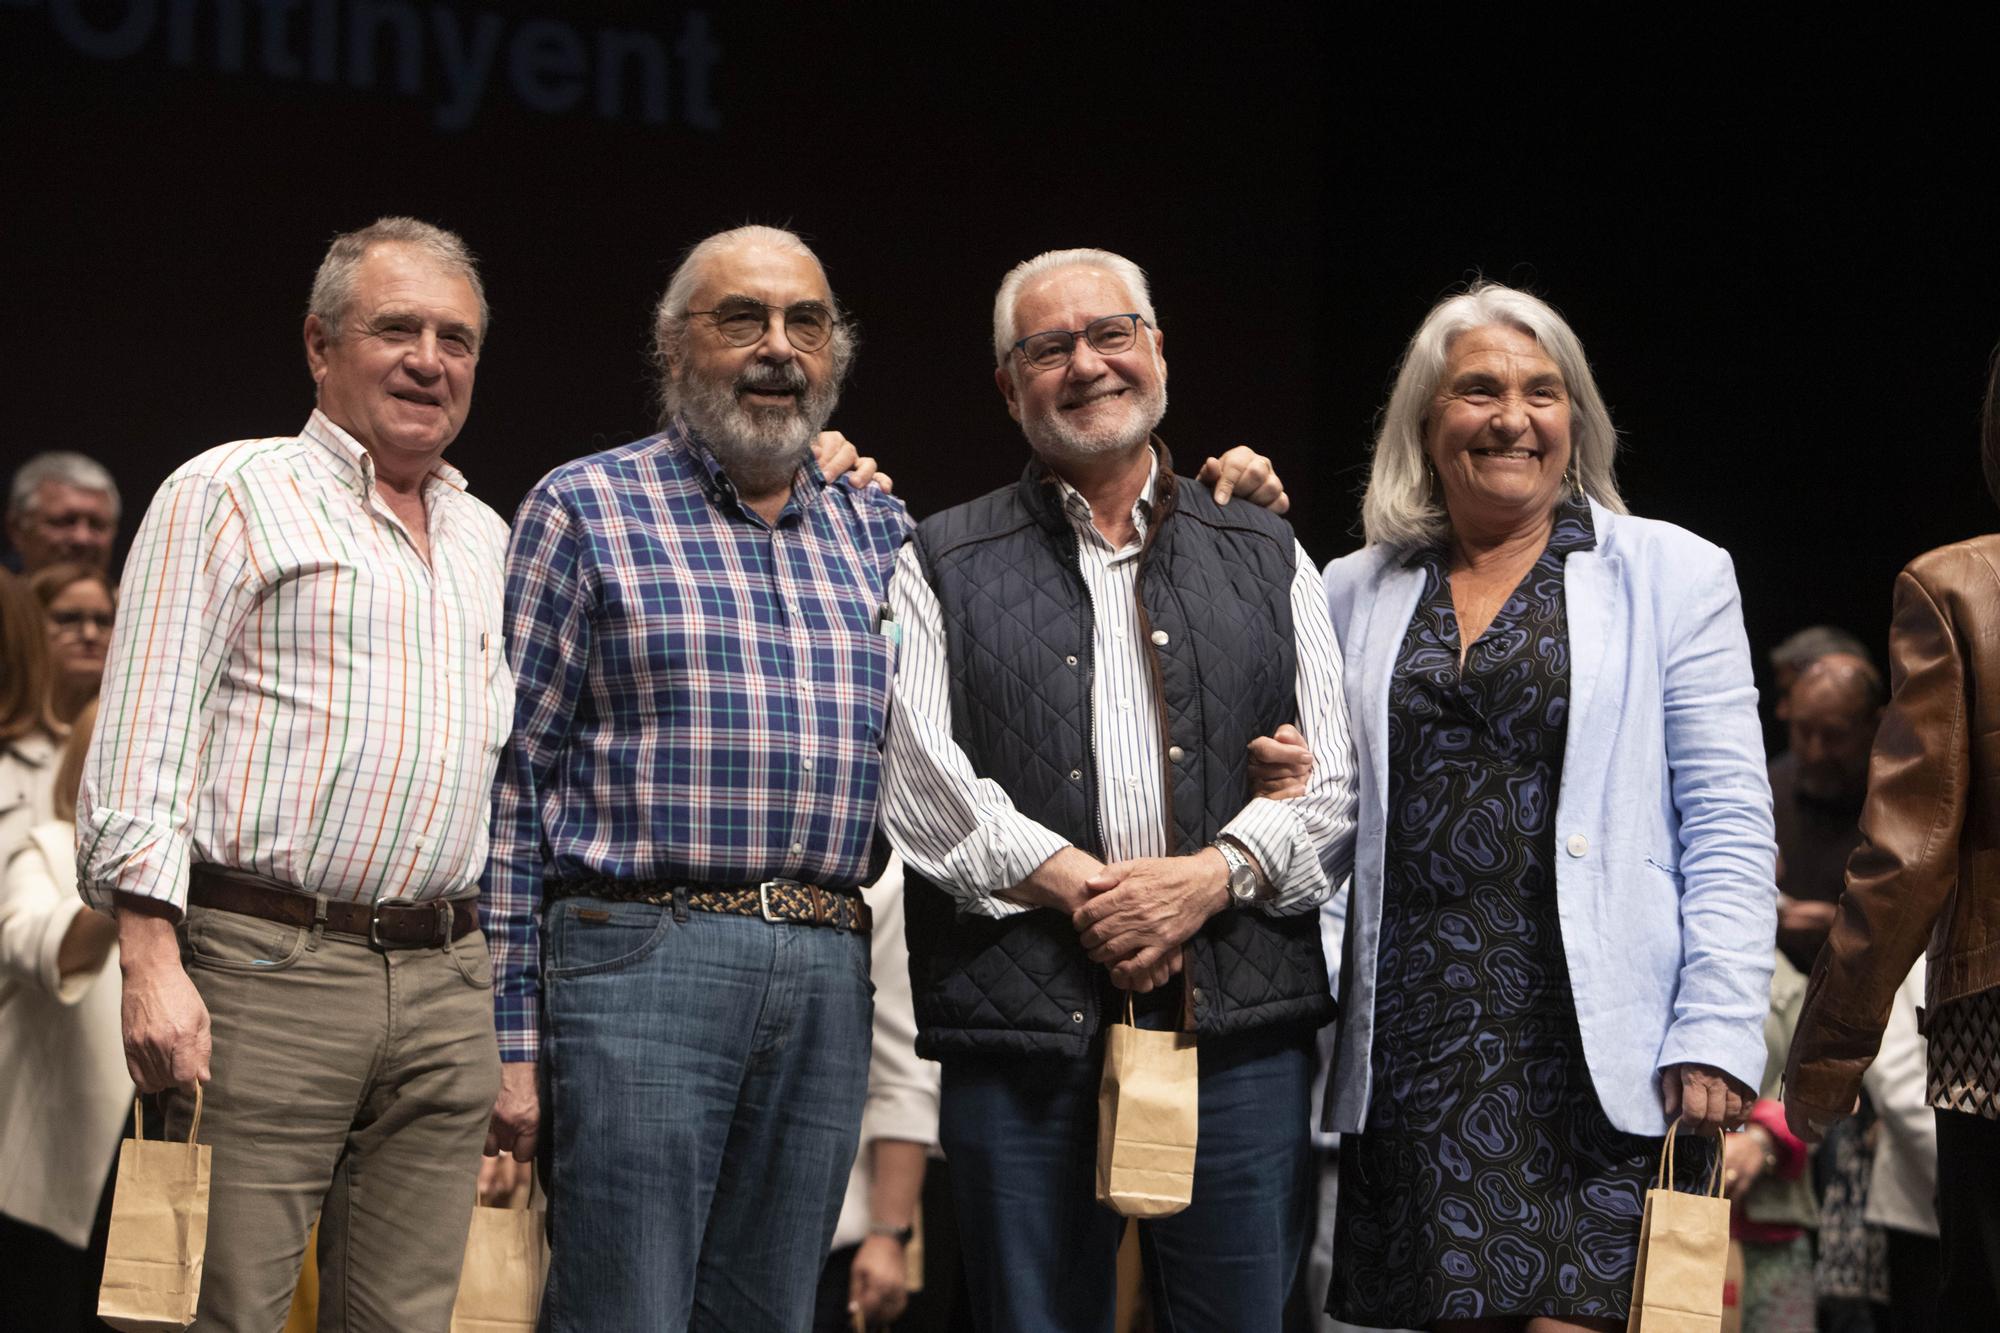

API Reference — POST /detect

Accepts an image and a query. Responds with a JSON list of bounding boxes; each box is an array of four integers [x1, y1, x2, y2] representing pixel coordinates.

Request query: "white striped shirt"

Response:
[[883, 458, 1357, 915], [77, 411, 513, 913]]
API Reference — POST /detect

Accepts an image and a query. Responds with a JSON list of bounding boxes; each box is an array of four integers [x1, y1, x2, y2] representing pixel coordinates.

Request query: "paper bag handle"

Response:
[[130, 1085, 205, 1170], [1654, 1120, 1726, 1198]]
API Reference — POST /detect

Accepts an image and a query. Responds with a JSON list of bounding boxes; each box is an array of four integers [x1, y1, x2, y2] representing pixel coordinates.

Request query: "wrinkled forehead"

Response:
[[1010, 265, 1140, 340], [689, 242, 834, 310], [35, 480, 115, 515]]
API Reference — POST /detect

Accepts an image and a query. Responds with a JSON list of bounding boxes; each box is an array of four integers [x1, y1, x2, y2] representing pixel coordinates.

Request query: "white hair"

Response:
[[307, 216, 488, 341], [992, 248, 1157, 367], [9, 452, 120, 523], [649, 225, 857, 425], [1360, 281, 1627, 550]]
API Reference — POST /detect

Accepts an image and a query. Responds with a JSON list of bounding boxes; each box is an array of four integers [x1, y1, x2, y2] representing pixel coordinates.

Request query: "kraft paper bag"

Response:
[[1628, 1124, 1730, 1333], [450, 1173, 550, 1333], [98, 1089, 212, 1333], [1095, 991, 1198, 1218]]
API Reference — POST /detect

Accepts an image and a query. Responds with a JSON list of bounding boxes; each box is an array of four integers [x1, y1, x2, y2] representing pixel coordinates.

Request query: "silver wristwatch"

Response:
[[1211, 838, 1265, 904]]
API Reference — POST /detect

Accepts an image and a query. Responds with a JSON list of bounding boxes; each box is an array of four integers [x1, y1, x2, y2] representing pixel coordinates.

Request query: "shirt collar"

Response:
[[1051, 447, 1161, 550], [302, 410, 470, 501], [669, 414, 825, 523]]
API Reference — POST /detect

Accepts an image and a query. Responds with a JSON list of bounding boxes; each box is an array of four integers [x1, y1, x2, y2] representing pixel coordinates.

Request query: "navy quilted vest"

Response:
[[903, 448, 1335, 1060]]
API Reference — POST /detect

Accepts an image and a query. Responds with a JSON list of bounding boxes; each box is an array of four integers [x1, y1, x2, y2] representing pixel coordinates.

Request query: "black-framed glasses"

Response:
[[49, 608, 115, 635], [687, 299, 839, 353], [1012, 313, 1147, 371]]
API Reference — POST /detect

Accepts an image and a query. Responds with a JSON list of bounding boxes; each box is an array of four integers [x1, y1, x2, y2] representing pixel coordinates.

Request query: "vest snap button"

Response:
[[1066, 654, 1078, 666], [1168, 745, 1186, 762], [1071, 1011, 1084, 1023], [1150, 629, 1169, 646], [1069, 769, 1083, 781]]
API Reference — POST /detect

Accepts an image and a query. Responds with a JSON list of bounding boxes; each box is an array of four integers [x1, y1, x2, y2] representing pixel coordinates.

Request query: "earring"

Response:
[[1568, 464, 1583, 501]]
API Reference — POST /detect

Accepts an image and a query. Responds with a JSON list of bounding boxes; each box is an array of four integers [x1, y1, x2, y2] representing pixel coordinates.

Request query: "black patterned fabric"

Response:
[[1329, 500, 1695, 1325], [1927, 985, 2000, 1120], [902, 448, 1333, 1060]]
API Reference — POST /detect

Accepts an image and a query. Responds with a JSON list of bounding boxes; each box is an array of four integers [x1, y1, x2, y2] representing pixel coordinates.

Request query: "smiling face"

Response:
[[996, 265, 1166, 467], [304, 243, 482, 477], [668, 240, 842, 494], [1425, 324, 1573, 533]]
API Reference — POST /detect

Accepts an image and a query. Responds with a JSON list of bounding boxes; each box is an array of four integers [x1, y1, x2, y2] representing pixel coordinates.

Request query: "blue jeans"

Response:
[[536, 896, 873, 1333], [939, 1019, 1317, 1333]]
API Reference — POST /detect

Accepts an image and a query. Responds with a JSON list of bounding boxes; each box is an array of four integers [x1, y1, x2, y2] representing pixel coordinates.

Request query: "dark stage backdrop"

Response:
[[5, 9, 1995, 729]]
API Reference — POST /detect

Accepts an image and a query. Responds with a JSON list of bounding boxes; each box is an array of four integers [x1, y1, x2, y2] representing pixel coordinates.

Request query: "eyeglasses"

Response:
[[49, 608, 115, 635], [686, 299, 839, 353], [1012, 313, 1147, 372]]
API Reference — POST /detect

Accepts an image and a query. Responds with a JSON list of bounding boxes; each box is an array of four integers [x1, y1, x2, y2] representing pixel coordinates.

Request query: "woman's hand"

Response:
[[1248, 723, 1313, 799], [1721, 1125, 1772, 1200], [1660, 1062, 1753, 1132]]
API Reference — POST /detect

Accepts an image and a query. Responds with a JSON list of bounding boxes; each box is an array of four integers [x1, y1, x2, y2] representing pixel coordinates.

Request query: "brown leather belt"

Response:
[[188, 865, 477, 949], [545, 876, 871, 933]]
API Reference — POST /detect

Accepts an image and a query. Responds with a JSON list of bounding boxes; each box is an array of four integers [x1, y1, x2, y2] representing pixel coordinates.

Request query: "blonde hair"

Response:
[[1361, 281, 1627, 550], [0, 570, 60, 744]]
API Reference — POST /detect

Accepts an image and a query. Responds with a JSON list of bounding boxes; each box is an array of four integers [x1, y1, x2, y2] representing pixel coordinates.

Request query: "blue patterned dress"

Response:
[[1328, 500, 1690, 1325]]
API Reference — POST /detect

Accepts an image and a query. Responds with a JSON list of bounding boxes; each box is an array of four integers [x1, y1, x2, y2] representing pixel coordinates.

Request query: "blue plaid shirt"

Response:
[[481, 419, 911, 1061]]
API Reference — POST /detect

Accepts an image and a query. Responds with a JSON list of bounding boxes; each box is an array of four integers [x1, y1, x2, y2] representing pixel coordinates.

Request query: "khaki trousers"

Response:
[[165, 904, 501, 1333]]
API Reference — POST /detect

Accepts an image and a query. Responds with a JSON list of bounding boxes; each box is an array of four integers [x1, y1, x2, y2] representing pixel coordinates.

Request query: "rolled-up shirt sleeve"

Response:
[[76, 472, 263, 915], [1218, 542, 1360, 914], [881, 544, 1072, 917]]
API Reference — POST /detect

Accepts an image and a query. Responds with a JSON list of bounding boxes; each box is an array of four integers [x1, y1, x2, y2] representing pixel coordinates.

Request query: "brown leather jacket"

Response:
[[1786, 536, 2000, 1133]]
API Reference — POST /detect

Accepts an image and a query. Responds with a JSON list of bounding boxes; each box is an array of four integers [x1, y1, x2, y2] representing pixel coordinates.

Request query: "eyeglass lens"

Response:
[[708, 300, 835, 352], [51, 609, 116, 632], [1019, 314, 1141, 370]]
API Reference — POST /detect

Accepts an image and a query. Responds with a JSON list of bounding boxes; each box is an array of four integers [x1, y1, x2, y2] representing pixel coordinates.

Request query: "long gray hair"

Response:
[[1361, 281, 1626, 550]]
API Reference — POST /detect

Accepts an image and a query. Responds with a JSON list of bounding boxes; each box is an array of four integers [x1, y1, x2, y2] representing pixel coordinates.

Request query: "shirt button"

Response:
[[1150, 630, 1169, 646], [1566, 834, 1589, 857], [1113, 626, 1127, 639], [1168, 745, 1185, 762], [801, 759, 813, 771], [1118, 697, 1132, 710], [1126, 776, 1140, 788], [791, 842, 804, 854]]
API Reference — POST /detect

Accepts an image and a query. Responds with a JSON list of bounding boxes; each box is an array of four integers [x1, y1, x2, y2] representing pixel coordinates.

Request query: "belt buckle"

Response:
[[756, 881, 781, 924], [369, 896, 448, 949]]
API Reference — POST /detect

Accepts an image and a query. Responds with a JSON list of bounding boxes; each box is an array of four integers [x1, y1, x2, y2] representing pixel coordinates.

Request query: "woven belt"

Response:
[[188, 865, 477, 949], [545, 877, 871, 933]]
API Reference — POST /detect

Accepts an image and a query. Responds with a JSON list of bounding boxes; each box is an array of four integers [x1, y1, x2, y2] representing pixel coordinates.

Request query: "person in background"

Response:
[[1857, 960, 1941, 1332], [0, 570, 64, 854], [1726, 949, 1816, 1332], [813, 853, 941, 1333], [1766, 625, 1872, 724], [1785, 352, 2000, 1325], [1316, 281, 1774, 1332], [1769, 653, 1883, 973], [6, 452, 121, 576], [28, 563, 116, 724], [1, 701, 127, 1333]]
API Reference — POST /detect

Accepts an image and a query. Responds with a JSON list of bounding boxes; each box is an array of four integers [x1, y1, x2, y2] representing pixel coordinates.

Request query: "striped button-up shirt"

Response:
[[483, 420, 911, 1062], [78, 411, 513, 913], [883, 455, 1357, 914]]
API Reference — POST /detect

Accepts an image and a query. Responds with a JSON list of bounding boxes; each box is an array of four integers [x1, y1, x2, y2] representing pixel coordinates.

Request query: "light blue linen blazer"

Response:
[[1321, 500, 1776, 1136]]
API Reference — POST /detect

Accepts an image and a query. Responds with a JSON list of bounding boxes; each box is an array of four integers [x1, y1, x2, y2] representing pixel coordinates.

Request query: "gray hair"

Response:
[[1360, 281, 1627, 550], [9, 452, 120, 523], [307, 216, 489, 342], [1770, 625, 1873, 676], [649, 225, 858, 424], [992, 248, 1158, 367]]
